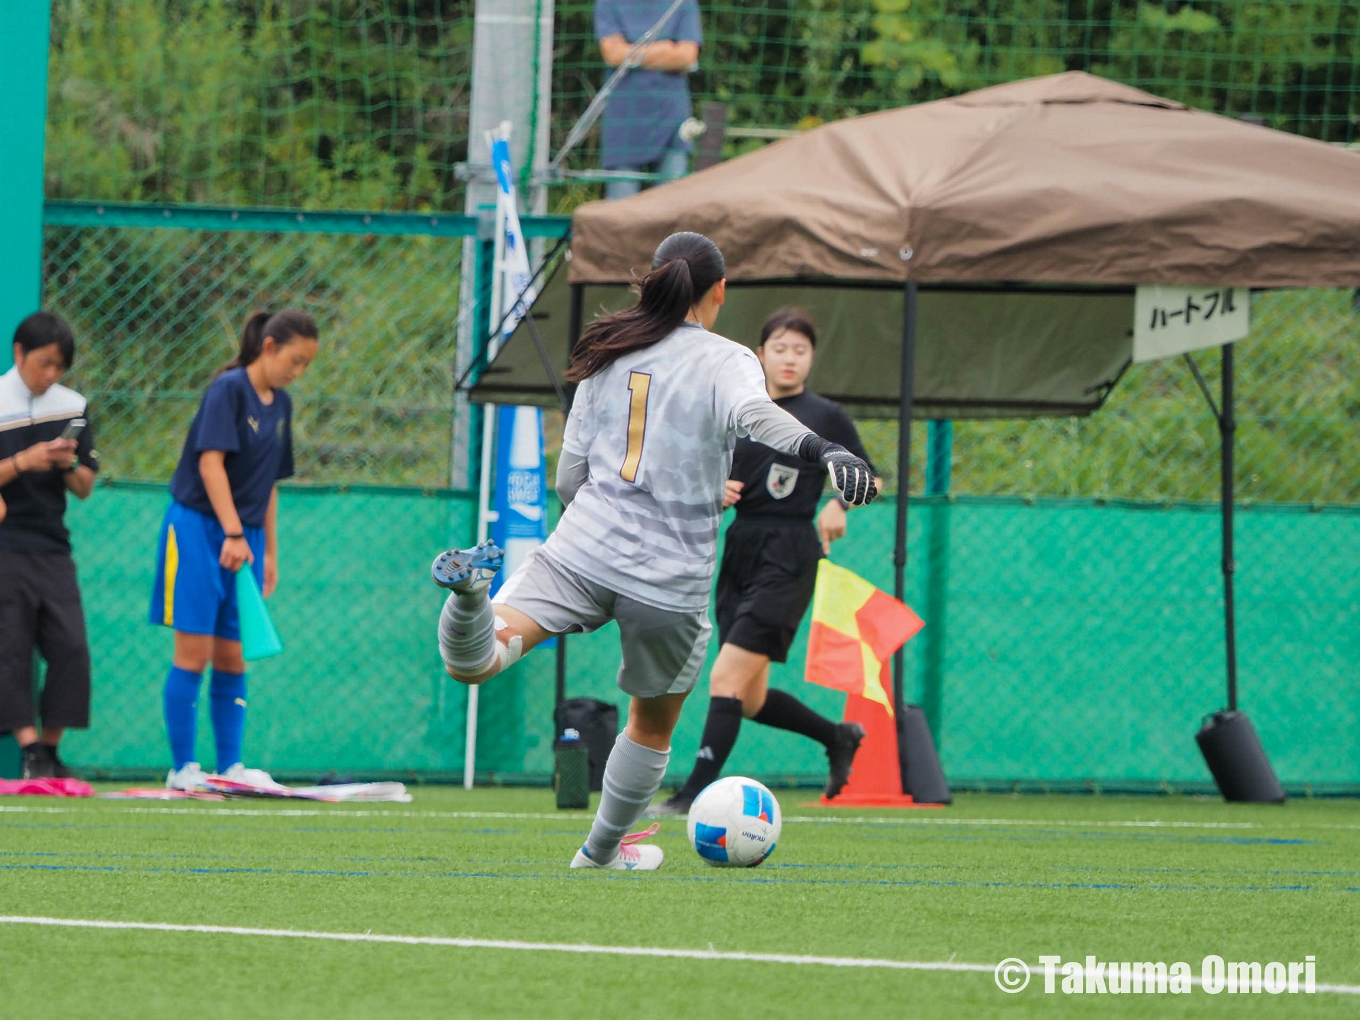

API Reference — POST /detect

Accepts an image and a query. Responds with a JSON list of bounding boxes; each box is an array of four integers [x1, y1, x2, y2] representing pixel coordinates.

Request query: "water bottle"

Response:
[[553, 727, 589, 809]]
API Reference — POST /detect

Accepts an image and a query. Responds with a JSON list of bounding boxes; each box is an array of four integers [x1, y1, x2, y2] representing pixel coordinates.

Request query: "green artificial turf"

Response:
[[0, 788, 1355, 1019]]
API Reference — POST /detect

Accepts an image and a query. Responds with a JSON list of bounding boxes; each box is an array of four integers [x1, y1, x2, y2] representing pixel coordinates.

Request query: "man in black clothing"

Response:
[[650, 309, 878, 816], [0, 313, 99, 779]]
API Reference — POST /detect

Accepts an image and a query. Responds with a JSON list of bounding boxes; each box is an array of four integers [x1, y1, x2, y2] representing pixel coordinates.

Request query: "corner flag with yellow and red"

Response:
[[805, 560, 925, 715]]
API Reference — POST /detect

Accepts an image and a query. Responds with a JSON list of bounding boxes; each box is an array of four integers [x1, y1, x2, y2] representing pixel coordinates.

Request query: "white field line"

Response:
[[0, 915, 985, 972], [1, 916, 1357, 995]]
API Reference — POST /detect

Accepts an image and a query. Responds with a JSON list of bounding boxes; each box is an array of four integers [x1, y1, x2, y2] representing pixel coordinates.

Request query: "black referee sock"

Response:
[[752, 688, 838, 749], [677, 697, 744, 801]]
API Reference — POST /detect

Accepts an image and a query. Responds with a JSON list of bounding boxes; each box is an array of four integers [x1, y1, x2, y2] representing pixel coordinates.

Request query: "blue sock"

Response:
[[209, 669, 247, 774], [163, 666, 203, 770]]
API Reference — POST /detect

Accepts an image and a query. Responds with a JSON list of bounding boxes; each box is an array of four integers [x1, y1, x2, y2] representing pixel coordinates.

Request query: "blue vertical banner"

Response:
[[490, 405, 548, 595], [490, 132, 536, 338], [486, 126, 547, 595]]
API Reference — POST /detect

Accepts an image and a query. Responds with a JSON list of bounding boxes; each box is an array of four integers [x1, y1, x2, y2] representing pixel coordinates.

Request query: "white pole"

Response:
[[465, 401, 496, 792], [465, 121, 515, 792]]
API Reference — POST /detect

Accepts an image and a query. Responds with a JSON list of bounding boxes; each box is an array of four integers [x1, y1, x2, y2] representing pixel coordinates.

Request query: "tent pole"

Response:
[[892, 280, 918, 716], [1221, 342, 1237, 712], [555, 283, 585, 712], [1194, 338, 1281, 803]]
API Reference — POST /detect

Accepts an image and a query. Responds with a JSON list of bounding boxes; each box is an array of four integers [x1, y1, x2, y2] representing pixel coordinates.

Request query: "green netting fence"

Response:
[[21, 1, 1360, 787], [45, 211, 471, 487], [551, 0, 1360, 197], [54, 485, 1360, 790], [857, 289, 1360, 505], [47, 2, 1360, 212], [47, 0, 476, 212]]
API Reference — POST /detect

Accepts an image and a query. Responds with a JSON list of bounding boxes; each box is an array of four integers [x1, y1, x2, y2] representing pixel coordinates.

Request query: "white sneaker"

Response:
[[219, 763, 285, 790], [166, 762, 210, 791], [570, 824, 665, 871]]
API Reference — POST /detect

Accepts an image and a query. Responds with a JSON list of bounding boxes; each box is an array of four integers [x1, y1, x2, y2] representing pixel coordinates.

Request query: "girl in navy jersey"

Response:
[[150, 309, 318, 791]]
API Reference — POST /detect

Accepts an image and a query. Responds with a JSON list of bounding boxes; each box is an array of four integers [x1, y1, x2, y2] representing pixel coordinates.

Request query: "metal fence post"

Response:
[[0, 0, 51, 370], [919, 420, 953, 743], [0, 0, 50, 778]]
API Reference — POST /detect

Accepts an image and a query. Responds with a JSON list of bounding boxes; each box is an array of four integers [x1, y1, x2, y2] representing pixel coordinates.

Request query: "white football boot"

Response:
[[570, 824, 665, 871], [220, 762, 286, 790], [165, 762, 210, 791]]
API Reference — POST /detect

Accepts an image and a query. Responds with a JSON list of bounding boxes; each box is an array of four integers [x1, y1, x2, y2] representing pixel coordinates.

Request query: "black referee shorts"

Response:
[[0, 550, 92, 734], [714, 515, 822, 663]]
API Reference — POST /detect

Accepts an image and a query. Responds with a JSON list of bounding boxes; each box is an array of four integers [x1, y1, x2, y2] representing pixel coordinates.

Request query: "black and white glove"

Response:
[[798, 435, 877, 507]]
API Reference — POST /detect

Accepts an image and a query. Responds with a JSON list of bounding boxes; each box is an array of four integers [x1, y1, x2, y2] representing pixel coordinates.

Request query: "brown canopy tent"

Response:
[[467, 71, 1360, 798]]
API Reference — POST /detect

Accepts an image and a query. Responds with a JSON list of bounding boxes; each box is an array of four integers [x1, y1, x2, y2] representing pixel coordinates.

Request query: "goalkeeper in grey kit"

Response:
[[649, 307, 877, 818], [430, 232, 875, 871]]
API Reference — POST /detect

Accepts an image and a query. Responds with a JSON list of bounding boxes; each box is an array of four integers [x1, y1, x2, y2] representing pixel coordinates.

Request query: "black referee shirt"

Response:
[[731, 390, 874, 520], [0, 367, 99, 555]]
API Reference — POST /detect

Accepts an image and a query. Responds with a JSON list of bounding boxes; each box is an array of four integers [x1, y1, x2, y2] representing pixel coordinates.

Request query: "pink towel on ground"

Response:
[[0, 777, 95, 797]]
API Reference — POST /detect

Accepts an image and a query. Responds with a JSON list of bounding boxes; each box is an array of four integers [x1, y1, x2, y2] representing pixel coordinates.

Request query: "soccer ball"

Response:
[[687, 776, 782, 868]]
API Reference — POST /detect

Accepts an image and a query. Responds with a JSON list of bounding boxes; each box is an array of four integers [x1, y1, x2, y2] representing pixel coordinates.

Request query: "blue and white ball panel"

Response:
[[693, 822, 729, 863], [742, 782, 776, 823]]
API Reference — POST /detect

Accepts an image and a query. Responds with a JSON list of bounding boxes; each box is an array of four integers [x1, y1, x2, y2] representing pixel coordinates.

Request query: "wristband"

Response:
[[797, 433, 831, 464], [224, 532, 245, 540]]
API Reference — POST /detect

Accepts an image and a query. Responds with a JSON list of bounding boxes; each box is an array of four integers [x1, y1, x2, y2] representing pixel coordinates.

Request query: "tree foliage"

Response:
[[46, 0, 473, 210]]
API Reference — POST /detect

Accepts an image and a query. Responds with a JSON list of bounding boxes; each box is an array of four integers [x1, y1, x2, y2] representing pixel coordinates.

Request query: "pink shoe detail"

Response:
[[621, 823, 660, 845], [570, 823, 665, 870]]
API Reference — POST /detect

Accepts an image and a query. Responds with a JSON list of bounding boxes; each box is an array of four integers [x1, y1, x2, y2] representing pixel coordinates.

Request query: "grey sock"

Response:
[[437, 590, 497, 674], [584, 733, 669, 863]]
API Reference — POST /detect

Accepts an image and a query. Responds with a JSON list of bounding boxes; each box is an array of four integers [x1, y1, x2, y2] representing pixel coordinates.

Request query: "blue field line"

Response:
[[0, 860, 1352, 895], [0, 849, 1345, 881], [1059, 863, 1357, 878], [857, 829, 1316, 846], [0, 849, 445, 866], [1, 816, 1322, 847]]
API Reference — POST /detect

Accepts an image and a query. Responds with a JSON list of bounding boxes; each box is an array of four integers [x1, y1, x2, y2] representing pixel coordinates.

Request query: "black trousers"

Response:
[[0, 550, 92, 733]]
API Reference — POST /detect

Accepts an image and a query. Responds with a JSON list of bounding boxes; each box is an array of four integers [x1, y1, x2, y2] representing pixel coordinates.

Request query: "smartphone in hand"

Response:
[[59, 418, 86, 442]]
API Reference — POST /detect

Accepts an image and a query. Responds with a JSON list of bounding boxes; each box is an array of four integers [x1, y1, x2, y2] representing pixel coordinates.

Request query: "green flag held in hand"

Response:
[[235, 567, 282, 661]]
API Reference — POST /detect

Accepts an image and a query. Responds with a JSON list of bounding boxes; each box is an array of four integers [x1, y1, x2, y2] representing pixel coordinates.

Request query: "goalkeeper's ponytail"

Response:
[[566, 231, 725, 382]]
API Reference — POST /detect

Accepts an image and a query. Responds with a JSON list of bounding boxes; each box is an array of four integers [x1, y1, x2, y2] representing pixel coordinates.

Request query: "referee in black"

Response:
[[0, 313, 99, 780], [651, 308, 878, 816]]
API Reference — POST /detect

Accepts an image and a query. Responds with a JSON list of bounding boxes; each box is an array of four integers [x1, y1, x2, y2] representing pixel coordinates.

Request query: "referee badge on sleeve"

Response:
[[766, 463, 799, 499]]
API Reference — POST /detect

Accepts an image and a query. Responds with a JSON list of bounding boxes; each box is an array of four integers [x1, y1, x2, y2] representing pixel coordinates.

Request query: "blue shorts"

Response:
[[149, 500, 266, 642]]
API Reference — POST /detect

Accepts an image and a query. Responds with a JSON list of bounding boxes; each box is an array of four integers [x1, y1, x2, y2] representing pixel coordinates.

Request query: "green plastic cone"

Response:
[[235, 566, 283, 661]]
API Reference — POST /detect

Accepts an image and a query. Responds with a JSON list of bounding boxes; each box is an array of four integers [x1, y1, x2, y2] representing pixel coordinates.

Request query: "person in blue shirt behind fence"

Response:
[[150, 309, 318, 792], [595, 0, 702, 201]]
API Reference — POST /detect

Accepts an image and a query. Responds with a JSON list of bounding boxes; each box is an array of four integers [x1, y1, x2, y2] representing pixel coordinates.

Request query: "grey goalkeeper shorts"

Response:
[[493, 549, 711, 699]]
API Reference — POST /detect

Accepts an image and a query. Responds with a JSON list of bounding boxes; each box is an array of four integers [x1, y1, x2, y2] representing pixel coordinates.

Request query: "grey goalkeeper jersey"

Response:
[[545, 322, 811, 611]]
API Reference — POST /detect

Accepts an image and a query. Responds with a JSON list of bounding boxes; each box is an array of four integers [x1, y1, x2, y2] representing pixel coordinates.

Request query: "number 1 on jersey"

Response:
[[621, 371, 652, 483]]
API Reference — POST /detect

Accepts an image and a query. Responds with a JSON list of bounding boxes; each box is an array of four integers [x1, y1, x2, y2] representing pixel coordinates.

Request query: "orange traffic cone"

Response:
[[818, 667, 944, 809]]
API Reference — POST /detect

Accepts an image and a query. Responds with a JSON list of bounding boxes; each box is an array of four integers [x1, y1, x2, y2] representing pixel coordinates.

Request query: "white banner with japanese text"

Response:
[[1133, 285, 1250, 363]]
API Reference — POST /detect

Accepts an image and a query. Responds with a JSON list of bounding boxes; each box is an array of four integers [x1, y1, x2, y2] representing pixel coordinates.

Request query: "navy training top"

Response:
[[730, 390, 874, 520], [0, 367, 100, 555], [169, 368, 294, 528], [595, 0, 702, 169]]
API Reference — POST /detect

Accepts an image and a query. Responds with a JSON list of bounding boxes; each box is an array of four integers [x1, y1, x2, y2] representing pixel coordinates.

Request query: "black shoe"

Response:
[[20, 743, 55, 780], [824, 722, 866, 799], [45, 745, 76, 780], [644, 793, 693, 819]]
